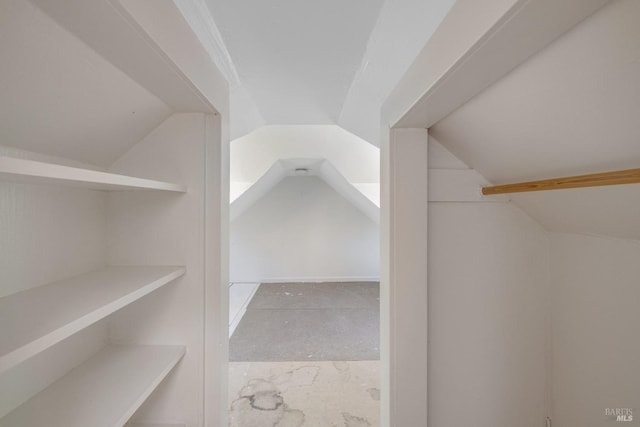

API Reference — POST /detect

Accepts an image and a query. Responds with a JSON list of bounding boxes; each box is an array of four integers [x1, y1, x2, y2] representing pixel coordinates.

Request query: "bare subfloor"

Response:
[[229, 282, 380, 362], [229, 361, 380, 427], [229, 282, 380, 426]]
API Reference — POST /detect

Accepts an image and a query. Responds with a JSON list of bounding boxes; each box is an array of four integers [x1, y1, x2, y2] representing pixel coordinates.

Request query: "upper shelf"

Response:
[[0, 266, 186, 374], [0, 156, 186, 192], [0, 345, 185, 427]]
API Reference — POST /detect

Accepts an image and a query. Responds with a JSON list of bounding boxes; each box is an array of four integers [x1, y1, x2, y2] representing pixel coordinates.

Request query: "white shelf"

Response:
[[0, 345, 185, 427], [0, 266, 185, 373], [0, 156, 186, 192]]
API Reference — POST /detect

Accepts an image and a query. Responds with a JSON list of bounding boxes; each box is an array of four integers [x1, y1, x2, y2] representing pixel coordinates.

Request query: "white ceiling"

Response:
[[338, 0, 456, 144], [205, 0, 384, 125], [196, 0, 456, 141], [230, 126, 381, 225], [0, 0, 173, 167], [431, 0, 640, 184], [430, 0, 640, 239], [230, 125, 379, 184], [231, 158, 379, 223]]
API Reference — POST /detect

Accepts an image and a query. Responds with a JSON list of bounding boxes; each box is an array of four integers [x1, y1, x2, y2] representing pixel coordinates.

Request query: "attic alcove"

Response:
[[228, 125, 381, 284], [0, 0, 228, 426]]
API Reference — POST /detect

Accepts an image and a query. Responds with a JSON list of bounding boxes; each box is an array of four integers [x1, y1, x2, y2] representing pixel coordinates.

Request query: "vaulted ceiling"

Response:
[[231, 158, 379, 223], [3, 0, 638, 240], [205, 0, 383, 125], [229, 125, 380, 224], [0, 0, 457, 167], [186, 0, 456, 140], [230, 125, 379, 185]]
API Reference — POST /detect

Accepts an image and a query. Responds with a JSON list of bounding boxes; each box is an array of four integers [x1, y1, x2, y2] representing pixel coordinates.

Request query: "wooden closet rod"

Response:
[[482, 168, 640, 195]]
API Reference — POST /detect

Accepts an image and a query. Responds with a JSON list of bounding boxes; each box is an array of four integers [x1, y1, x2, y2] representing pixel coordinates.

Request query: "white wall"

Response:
[[550, 233, 640, 427], [426, 139, 549, 427], [230, 176, 379, 283], [0, 146, 108, 417], [0, 146, 107, 298], [428, 201, 549, 427]]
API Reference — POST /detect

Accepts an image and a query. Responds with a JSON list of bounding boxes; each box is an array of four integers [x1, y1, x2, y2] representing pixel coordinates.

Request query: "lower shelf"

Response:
[[0, 266, 185, 374], [0, 345, 185, 427]]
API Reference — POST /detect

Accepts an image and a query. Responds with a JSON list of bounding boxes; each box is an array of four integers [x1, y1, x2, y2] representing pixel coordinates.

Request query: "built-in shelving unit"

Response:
[[0, 345, 185, 427], [0, 266, 185, 373], [0, 0, 225, 423], [0, 156, 187, 192]]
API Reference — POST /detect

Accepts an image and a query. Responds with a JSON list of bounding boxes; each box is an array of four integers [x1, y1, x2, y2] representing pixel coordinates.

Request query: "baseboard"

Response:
[[258, 276, 380, 283], [126, 424, 185, 427], [228, 308, 246, 338], [228, 282, 260, 337]]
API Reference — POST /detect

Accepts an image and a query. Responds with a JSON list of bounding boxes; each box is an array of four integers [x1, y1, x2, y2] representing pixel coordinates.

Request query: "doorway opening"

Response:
[[226, 125, 381, 426]]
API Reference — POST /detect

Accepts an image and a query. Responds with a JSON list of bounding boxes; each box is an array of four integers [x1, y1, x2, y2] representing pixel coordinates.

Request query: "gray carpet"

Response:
[[229, 282, 380, 362]]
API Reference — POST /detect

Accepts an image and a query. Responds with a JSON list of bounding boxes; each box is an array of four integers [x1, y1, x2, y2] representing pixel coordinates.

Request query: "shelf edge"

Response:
[[114, 346, 186, 427], [0, 267, 186, 374], [0, 156, 187, 192]]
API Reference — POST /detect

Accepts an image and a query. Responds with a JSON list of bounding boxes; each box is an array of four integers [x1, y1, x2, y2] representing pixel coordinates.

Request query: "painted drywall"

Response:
[[428, 201, 549, 427], [230, 125, 379, 185], [172, 0, 266, 140], [430, 0, 637, 184], [0, 145, 108, 417], [0, 323, 106, 418], [386, 128, 429, 425], [205, 0, 384, 124], [0, 148, 107, 297], [426, 138, 549, 427], [0, 0, 171, 167], [231, 158, 380, 222], [230, 176, 379, 283], [427, 0, 637, 240], [106, 113, 216, 426], [339, 0, 456, 144], [550, 233, 640, 427]]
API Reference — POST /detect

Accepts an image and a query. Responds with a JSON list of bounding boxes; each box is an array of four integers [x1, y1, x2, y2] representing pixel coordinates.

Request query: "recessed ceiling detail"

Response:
[[230, 125, 380, 184], [231, 159, 379, 223]]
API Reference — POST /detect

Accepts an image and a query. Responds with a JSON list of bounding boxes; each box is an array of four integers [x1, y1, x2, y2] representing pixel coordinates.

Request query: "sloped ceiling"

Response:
[[191, 0, 455, 141], [230, 125, 380, 223], [231, 158, 379, 223], [338, 0, 456, 144], [231, 125, 380, 185], [0, 0, 172, 167], [430, 0, 640, 240], [205, 0, 384, 125], [431, 0, 640, 184]]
